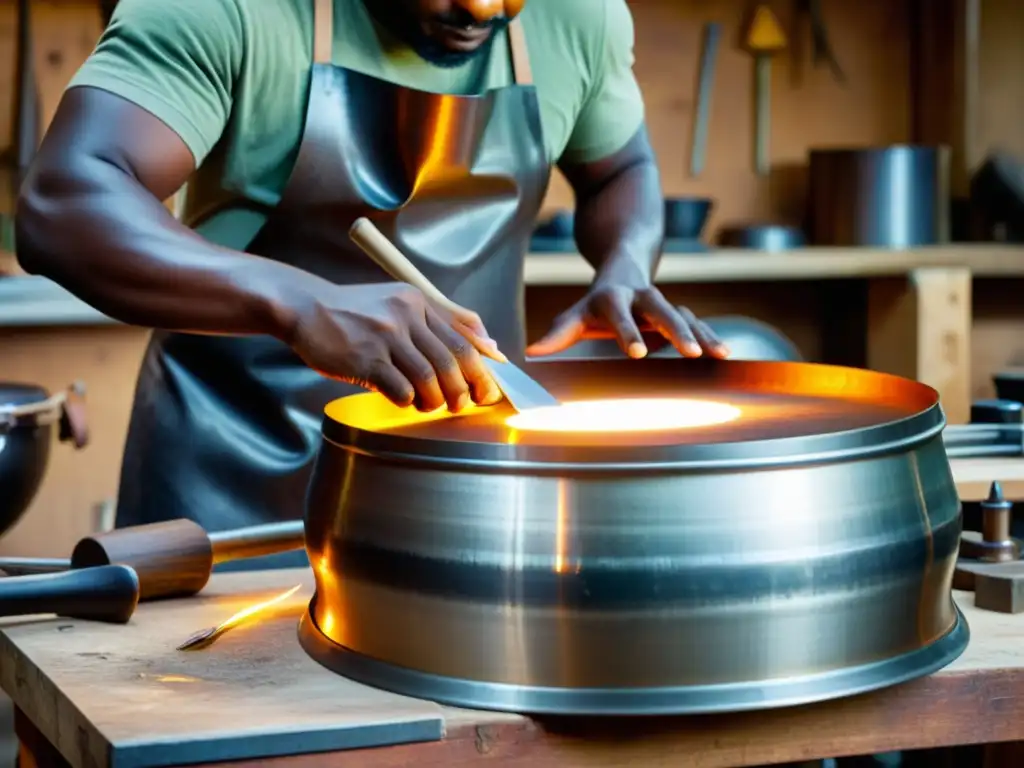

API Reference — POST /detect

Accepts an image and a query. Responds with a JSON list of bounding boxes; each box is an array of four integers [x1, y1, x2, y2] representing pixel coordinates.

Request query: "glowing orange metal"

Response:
[[177, 585, 303, 651], [505, 398, 741, 434]]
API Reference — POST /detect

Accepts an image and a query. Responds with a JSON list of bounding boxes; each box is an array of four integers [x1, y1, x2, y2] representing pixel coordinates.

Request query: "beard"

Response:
[[364, 1, 509, 68]]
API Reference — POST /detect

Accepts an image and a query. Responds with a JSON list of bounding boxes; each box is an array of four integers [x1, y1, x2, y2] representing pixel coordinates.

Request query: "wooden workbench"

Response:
[[3, 565, 1024, 768]]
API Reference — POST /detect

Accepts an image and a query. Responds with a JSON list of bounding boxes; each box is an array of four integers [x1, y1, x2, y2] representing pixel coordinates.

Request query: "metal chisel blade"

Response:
[[482, 358, 560, 413]]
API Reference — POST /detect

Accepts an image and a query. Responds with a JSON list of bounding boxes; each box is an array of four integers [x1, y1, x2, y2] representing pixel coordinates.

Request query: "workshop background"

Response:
[[1, 0, 1024, 766]]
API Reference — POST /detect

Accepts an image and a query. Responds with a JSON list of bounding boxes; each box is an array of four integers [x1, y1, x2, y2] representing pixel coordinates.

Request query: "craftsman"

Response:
[[15, 0, 727, 566]]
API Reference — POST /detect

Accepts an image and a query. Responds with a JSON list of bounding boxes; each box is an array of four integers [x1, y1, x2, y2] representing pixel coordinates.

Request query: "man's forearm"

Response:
[[561, 127, 664, 284], [16, 157, 314, 341], [573, 159, 662, 281]]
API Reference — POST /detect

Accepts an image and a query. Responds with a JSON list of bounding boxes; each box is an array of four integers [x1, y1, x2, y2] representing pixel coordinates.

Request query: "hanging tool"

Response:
[[12, 0, 41, 172], [796, 0, 846, 84], [742, 4, 788, 177], [689, 22, 722, 178]]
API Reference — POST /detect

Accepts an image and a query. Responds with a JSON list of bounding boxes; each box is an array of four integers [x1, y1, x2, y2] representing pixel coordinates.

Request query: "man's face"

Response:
[[369, 0, 517, 67]]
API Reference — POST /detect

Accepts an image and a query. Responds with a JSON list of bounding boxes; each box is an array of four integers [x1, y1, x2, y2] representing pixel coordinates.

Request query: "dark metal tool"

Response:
[[689, 22, 722, 177], [942, 399, 1024, 459], [11, 0, 41, 171], [954, 482, 1024, 613], [0, 565, 139, 624], [0, 519, 305, 600], [797, 0, 846, 84]]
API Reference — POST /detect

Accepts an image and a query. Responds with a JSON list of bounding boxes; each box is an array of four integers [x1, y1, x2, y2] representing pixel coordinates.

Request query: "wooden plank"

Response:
[[6, 245, 1024, 290], [4, 567, 1024, 768], [304, 671, 1024, 768], [866, 267, 972, 424], [525, 246, 1024, 286], [0, 570, 444, 768], [911, 0, 979, 197]]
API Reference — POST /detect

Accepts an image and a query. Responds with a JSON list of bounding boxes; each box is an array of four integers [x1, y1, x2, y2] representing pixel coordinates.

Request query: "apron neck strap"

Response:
[[313, 0, 333, 64], [312, 0, 533, 85], [507, 18, 532, 86]]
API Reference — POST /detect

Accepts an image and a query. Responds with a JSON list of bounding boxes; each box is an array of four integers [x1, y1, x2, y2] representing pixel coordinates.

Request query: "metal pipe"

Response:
[[209, 521, 305, 564]]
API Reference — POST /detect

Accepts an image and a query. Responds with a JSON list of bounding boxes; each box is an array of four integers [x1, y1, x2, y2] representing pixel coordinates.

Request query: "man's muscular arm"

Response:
[[16, 88, 312, 339]]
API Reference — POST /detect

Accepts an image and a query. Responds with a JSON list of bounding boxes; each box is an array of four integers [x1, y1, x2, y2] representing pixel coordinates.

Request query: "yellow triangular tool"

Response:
[[744, 5, 788, 53]]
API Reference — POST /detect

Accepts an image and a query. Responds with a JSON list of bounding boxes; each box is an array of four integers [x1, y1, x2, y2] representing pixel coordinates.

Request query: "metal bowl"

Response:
[[300, 359, 968, 715], [0, 384, 54, 536], [664, 196, 713, 239], [0, 382, 88, 538]]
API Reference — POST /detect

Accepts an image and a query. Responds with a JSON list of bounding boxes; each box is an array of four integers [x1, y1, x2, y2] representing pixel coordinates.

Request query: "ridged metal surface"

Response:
[[301, 359, 968, 715]]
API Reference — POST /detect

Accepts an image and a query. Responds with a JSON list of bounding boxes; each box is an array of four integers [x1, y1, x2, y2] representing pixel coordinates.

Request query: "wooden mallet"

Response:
[[0, 518, 305, 601]]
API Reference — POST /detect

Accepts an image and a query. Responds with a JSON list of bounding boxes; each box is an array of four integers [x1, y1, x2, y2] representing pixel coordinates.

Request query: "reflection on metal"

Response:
[[300, 359, 968, 715]]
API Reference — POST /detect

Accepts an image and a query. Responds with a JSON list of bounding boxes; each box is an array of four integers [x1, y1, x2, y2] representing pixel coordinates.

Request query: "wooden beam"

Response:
[[867, 267, 972, 424], [911, 0, 980, 196]]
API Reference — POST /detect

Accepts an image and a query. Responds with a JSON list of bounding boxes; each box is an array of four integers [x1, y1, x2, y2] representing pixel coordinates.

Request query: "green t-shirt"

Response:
[[68, 0, 645, 249]]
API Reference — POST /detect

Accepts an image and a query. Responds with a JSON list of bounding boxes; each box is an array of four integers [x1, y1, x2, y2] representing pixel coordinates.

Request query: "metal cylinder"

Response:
[[300, 359, 969, 716], [807, 146, 950, 247]]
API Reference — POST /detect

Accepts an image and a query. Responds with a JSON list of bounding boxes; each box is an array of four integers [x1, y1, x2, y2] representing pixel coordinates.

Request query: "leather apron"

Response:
[[114, 0, 549, 571]]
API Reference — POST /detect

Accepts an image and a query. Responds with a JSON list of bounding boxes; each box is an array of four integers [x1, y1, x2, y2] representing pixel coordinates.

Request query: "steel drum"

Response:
[[299, 358, 968, 715]]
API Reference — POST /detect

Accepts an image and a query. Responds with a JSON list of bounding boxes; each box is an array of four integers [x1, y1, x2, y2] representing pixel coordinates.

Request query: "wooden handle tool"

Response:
[[349, 218, 486, 330], [348, 218, 560, 412], [0, 519, 305, 601], [742, 5, 788, 176]]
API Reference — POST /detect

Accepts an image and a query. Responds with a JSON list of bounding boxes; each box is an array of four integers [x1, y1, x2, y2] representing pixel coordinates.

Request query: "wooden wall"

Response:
[[0, 0, 103, 152], [1, 0, 915, 237], [3, 0, 1022, 219], [975, 0, 1024, 159], [546, 0, 913, 235]]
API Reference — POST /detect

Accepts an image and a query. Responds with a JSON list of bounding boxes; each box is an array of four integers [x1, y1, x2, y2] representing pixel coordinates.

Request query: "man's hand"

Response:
[[290, 282, 504, 412], [526, 260, 730, 360]]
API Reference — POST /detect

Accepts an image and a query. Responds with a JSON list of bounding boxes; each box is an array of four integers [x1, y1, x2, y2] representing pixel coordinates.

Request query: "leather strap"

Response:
[[507, 17, 532, 85], [313, 0, 333, 64]]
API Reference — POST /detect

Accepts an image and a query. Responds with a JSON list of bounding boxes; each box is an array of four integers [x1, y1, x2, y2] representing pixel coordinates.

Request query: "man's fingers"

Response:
[[525, 311, 586, 357], [432, 305, 506, 362], [388, 336, 448, 412], [365, 360, 416, 408], [592, 291, 646, 359], [408, 323, 475, 412], [677, 306, 731, 358], [639, 291, 702, 357], [453, 320, 507, 362], [453, 307, 488, 338], [426, 312, 503, 406]]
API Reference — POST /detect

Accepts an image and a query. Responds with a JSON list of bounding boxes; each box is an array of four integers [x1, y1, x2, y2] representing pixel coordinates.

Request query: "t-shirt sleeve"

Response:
[[67, 0, 244, 166], [560, 0, 645, 165]]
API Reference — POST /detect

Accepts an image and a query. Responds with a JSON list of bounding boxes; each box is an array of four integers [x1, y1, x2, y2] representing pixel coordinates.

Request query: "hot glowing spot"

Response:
[[505, 398, 741, 433]]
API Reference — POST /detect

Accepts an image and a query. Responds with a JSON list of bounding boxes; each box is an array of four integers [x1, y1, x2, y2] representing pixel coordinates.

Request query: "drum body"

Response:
[[300, 359, 968, 715]]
